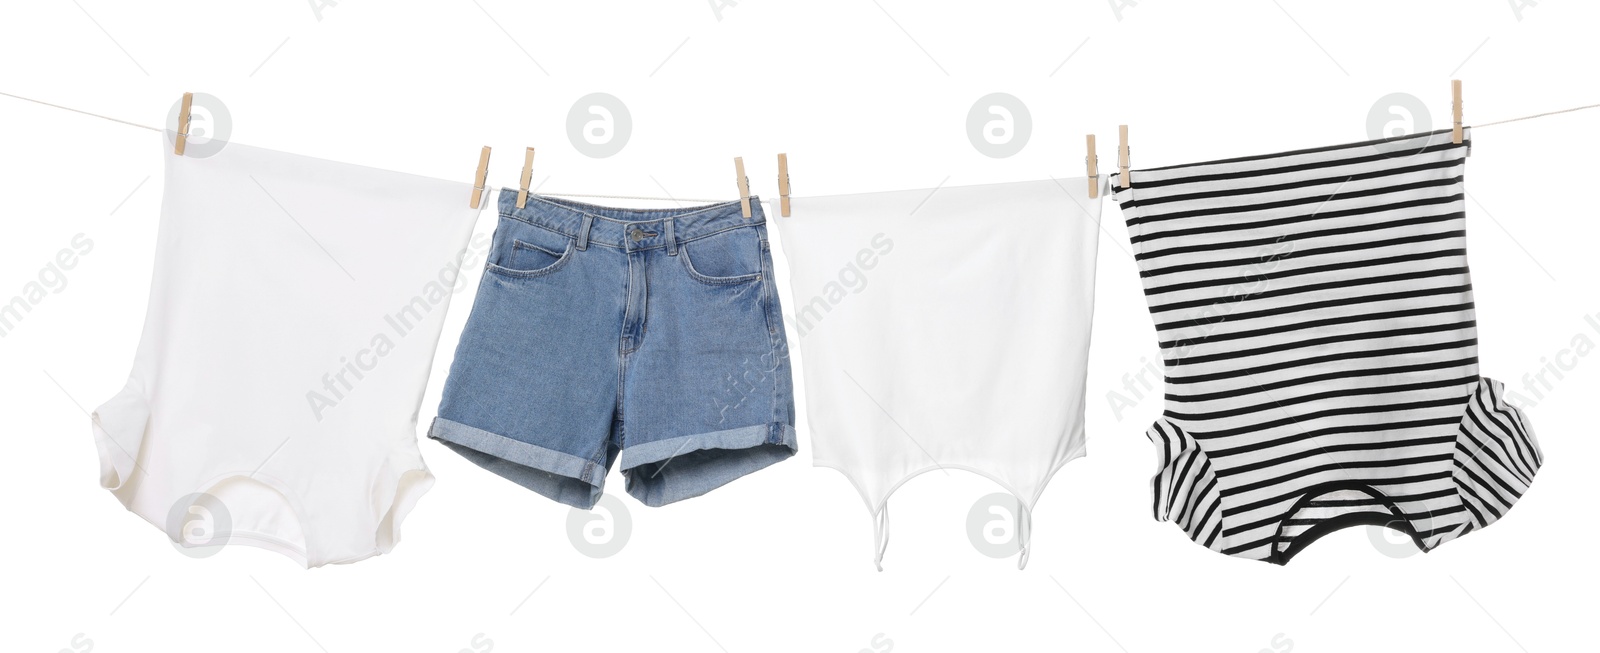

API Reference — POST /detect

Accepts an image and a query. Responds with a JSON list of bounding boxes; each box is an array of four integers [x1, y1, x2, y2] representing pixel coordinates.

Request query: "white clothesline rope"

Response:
[[1474, 102, 1600, 128], [4, 89, 1598, 199], [0, 89, 731, 204], [0, 90, 161, 132]]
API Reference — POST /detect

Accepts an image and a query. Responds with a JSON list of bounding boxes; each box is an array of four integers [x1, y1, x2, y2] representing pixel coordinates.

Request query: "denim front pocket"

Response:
[[510, 239, 566, 269], [486, 218, 576, 279], [680, 227, 763, 285]]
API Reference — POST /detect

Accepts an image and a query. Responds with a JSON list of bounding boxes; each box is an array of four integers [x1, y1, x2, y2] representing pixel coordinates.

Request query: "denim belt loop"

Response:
[[664, 216, 678, 256], [576, 214, 593, 251]]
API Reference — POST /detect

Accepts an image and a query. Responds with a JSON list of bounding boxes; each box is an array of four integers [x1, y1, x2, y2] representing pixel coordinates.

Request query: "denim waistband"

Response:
[[497, 190, 764, 252]]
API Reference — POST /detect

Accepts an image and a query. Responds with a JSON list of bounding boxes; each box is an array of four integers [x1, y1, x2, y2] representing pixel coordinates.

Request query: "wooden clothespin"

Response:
[[1085, 134, 1099, 199], [174, 92, 193, 156], [777, 153, 791, 217], [1451, 79, 1464, 145], [516, 147, 535, 209], [1117, 125, 1131, 189], [734, 157, 752, 218], [470, 146, 492, 209]]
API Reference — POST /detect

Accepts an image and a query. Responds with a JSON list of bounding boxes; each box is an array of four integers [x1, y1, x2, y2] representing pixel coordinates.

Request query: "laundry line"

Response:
[[0, 89, 730, 204], [4, 88, 1600, 193], [1474, 102, 1600, 127]]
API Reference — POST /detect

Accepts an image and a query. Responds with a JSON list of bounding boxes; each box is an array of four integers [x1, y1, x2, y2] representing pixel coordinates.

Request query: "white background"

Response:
[[2, 1, 1594, 652]]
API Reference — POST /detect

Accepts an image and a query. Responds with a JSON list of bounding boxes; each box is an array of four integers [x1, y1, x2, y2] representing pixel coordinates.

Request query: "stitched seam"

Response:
[[497, 215, 572, 240], [485, 239, 575, 279], [615, 352, 629, 449], [759, 237, 780, 338], [512, 239, 565, 258], [679, 243, 762, 285], [676, 223, 762, 245], [627, 223, 762, 252], [496, 212, 760, 251], [517, 194, 753, 223], [620, 251, 640, 354]]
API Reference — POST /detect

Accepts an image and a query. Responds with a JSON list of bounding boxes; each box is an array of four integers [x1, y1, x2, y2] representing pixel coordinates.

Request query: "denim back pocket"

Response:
[[487, 218, 576, 279], [679, 227, 763, 284]]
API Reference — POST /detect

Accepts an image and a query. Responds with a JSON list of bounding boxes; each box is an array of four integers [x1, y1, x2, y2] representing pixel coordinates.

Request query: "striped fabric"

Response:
[[1111, 129, 1542, 563]]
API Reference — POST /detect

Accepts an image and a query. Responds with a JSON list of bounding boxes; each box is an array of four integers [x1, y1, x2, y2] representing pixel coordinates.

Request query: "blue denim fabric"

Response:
[[429, 191, 797, 508]]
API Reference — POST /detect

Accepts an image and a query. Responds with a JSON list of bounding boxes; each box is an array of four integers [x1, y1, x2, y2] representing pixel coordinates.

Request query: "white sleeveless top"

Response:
[[91, 136, 482, 566], [775, 179, 1104, 569]]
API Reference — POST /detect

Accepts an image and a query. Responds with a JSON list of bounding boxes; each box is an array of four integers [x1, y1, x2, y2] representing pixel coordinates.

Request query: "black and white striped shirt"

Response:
[[1111, 128, 1541, 563]]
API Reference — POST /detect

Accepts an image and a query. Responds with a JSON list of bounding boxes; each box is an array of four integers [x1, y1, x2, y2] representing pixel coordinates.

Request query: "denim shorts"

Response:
[[428, 191, 797, 508]]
